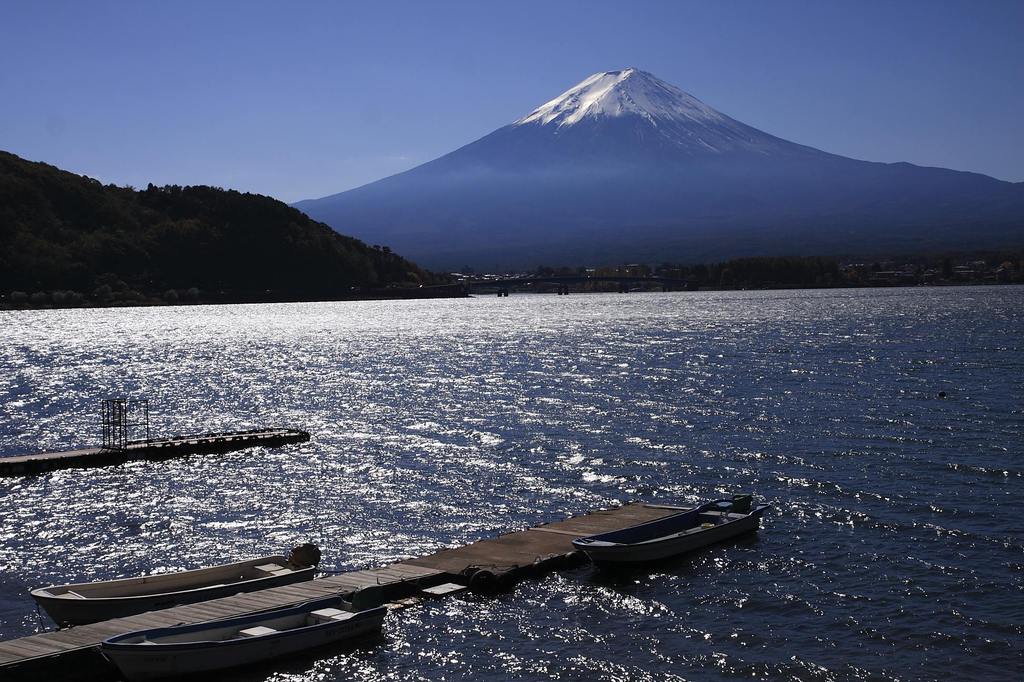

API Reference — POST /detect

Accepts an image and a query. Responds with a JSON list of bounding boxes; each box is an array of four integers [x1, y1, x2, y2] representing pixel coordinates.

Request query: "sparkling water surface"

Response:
[[1, 287, 1021, 681]]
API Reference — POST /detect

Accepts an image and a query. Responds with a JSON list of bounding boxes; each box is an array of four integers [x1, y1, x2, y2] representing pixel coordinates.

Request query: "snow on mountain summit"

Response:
[[514, 67, 726, 127], [509, 67, 799, 155]]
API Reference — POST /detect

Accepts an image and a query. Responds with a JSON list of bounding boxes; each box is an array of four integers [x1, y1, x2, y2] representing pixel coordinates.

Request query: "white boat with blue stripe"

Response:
[[101, 595, 385, 680], [572, 496, 769, 564]]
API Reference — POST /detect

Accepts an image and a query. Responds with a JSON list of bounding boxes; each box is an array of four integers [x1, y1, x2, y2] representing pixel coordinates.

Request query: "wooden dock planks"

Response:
[[0, 563, 443, 679], [403, 502, 681, 576], [0, 428, 311, 476], [0, 502, 679, 680]]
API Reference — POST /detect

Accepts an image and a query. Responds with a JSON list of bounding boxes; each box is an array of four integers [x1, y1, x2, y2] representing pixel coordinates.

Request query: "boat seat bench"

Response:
[[311, 608, 354, 623], [239, 626, 278, 638], [421, 583, 468, 598], [254, 563, 293, 577]]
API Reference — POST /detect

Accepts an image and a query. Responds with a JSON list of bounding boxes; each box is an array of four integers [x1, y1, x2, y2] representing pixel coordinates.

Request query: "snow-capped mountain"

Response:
[[434, 67, 816, 168], [295, 69, 1024, 269], [512, 68, 795, 156], [516, 68, 726, 127]]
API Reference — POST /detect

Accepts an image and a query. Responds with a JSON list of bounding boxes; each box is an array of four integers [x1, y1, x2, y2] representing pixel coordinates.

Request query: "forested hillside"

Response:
[[0, 151, 438, 306]]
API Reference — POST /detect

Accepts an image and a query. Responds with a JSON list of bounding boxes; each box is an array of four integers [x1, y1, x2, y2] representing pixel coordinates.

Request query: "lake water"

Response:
[[1, 287, 1021, 680]]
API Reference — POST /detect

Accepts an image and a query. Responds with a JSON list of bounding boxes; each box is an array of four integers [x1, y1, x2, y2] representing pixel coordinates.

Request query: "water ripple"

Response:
[[1, 286, 1022, 680]]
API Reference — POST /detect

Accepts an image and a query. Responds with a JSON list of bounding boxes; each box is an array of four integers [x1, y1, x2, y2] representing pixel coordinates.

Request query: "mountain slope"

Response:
[[295, 68, 1024, 269], [0, 151, 434, 300]]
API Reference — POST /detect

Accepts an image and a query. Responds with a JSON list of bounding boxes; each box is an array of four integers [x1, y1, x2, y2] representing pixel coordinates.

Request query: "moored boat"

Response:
[[572, 496, 769, 564], [31, 544, 321, 627], [101, 595, 385, 680]]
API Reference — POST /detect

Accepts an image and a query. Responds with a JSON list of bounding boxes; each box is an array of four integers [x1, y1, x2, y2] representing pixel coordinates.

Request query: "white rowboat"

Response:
[[101, 596, 385, 680], [572, 497, 769, 564], [32, 554, 317, 627]]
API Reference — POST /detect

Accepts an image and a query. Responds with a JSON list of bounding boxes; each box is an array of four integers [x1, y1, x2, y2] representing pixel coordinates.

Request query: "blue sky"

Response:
[[1, 1, 1021, 203]]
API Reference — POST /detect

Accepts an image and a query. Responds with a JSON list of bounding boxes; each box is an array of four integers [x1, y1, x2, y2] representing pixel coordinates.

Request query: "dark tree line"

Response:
[[656, 256, 841, 288], [0, 151, 438, 306], [538, 252, 1022, 289], [537, 256, 842, 287]]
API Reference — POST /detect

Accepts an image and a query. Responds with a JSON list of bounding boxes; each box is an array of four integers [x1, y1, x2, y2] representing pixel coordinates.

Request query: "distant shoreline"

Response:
[[0, 284, 469, 312], [3, 280, 1020, 312]]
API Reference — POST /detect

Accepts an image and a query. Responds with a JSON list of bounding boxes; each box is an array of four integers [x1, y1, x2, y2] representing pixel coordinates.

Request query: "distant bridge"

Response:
[[464, 275, 697, 296]]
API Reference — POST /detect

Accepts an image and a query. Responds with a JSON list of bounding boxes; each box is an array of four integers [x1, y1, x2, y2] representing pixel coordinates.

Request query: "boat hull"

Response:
[[32, 561, 315, 627], [572, 501, 769, 565], [102, 600, 385, 680]]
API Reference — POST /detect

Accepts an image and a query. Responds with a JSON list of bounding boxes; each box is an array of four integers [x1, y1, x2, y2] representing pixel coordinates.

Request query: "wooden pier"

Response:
[[0, 428, 311, 477], [0, 502, 682, 681]]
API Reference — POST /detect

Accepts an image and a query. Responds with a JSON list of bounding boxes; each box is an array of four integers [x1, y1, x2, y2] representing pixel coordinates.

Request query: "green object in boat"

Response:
[[731, 494, 753, 514]]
